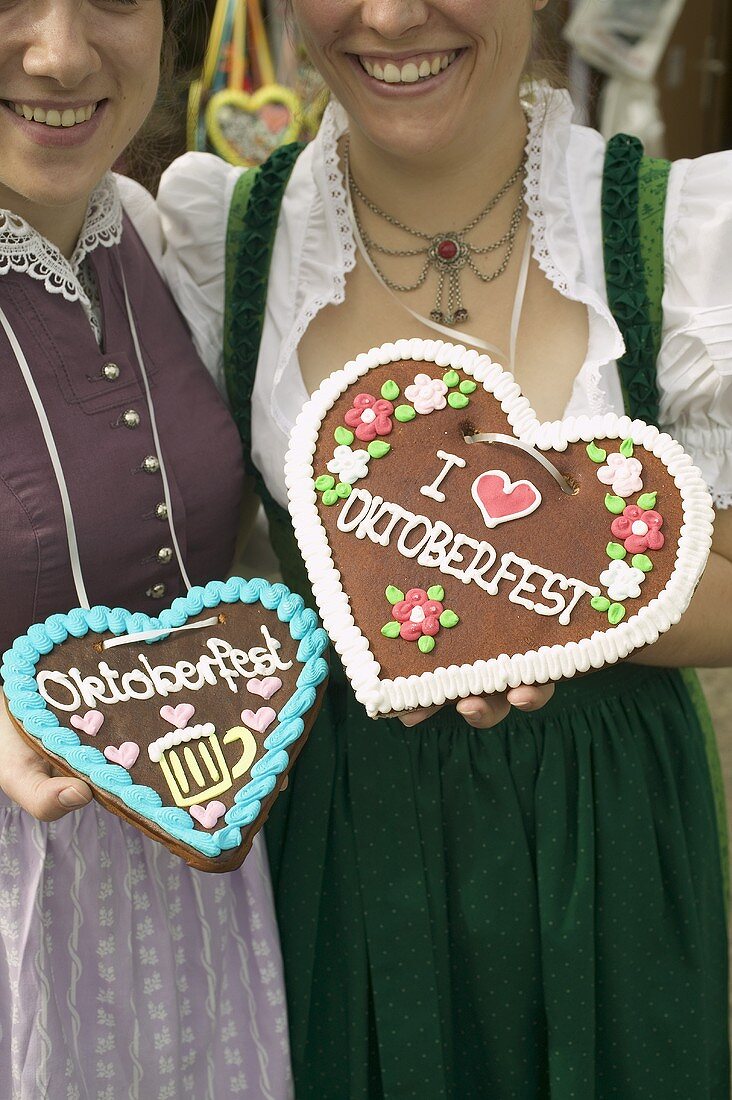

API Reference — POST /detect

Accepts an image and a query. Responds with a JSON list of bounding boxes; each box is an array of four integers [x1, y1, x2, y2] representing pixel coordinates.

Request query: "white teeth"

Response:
[[360, 52, 458, 85], [9, 101, 97, 128]]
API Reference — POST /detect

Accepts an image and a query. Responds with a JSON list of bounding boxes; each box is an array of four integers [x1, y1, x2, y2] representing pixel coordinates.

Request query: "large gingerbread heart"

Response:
[[1, 578, 328, 871], [286, 340, 713, 718], [205, 85, 301, 167]]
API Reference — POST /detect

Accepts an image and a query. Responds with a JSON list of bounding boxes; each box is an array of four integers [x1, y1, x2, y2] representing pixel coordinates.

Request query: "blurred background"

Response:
[[159, 0, 732, 813]]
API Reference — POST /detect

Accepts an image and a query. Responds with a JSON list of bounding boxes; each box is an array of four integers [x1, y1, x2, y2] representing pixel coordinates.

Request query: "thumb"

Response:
[[0, 699, 93, 821]]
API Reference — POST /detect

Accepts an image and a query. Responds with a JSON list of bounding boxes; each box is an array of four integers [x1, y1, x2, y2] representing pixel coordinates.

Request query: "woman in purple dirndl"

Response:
[[0, 2, 292, 1096]]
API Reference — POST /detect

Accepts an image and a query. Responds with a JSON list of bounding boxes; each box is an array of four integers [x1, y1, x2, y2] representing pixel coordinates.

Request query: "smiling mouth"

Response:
[[4, 101, 100, 128], [357, 50, 460, 85]]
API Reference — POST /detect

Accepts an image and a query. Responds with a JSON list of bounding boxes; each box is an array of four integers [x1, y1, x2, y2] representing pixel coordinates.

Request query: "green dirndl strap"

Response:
[[602, 134, 729, 895], [602, 133, 670, 426]]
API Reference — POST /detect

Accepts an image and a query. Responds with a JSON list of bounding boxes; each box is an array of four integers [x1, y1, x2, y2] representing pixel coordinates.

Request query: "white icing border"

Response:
[[285, 339, 714, 718]]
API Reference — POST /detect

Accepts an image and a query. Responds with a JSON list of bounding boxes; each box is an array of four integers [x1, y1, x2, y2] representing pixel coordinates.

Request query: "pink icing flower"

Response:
[[344, 393, 394, 442], [391, 587, 444, 641], [404, 373, 448, 414], [610, 506, 665, 554]]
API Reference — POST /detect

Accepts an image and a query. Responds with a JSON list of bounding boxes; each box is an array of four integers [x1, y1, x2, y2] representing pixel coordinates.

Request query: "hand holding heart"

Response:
[[0, 692, 91, 821]]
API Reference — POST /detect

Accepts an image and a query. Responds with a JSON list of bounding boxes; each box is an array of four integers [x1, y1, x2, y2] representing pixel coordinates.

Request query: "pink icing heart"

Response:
[[471, 470, 541, 529], [104, 742, 140, 770], [240, 707, 276, 734], [189, 801, 227, 830], [159, 703, 195, 729], [247, 677, 283, 701], [70, 710, 104, 737]]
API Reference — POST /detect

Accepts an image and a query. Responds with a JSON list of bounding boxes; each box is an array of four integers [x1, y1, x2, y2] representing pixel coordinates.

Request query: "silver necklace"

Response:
[[345, 141, 526, 326]]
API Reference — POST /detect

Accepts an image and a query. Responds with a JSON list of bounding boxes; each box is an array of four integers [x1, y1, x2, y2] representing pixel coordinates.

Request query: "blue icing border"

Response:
[[1, 577, 328, 859]]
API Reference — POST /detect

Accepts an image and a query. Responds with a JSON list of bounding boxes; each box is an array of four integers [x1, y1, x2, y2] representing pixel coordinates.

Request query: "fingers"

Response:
[[506, 683, 556, 712], [0, 696, 93, 821], [398, 683, 556, 729]]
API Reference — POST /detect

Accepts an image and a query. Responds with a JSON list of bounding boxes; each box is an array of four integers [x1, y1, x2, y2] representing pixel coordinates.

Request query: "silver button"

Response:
[[157, 547, 173, 564], [155, 502, 168, 520], [102, 362, 120, 381], [146, 583, 166, 599], [121, 409, 140, 429], [141, 455, 160, 474]]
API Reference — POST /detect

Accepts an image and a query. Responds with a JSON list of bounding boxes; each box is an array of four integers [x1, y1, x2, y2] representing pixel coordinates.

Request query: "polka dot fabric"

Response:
[[266, 663, 729, 1099]]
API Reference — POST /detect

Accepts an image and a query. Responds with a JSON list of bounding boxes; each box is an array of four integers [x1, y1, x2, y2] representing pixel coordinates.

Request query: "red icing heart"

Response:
[[471, 470, 541, 528]]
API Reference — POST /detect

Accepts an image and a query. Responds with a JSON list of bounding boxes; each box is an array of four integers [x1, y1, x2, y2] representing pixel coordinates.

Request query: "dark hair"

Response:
[[121, 0, 197, 193]]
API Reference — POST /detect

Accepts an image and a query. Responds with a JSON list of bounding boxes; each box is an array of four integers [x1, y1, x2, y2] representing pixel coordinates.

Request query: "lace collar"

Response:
[[0, 173, 122, 305]]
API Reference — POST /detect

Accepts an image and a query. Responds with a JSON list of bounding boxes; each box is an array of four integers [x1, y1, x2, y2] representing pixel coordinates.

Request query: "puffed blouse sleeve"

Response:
[[156, 151, 247, 393], [658, 151, 732, 508]]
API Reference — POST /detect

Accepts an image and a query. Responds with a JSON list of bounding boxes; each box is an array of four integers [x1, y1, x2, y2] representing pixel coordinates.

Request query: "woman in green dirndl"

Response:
[[158, 1, 731, 1095]]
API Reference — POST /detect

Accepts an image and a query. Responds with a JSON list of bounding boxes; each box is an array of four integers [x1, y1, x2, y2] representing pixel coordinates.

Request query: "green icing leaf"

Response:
[[606, 541, 627, 560], [631, 554, 653, 573], [604, 493, 626, 515], [620, 438, 634, 458], [334, 426, 354, 446], [395, 404, 416, 423], [381, 379, 400, 401], [448, 392, 470, 410], [385, 585, 404, 605], [443, 370, 460, 388], [315, 474, 335, 492], [586, 441, 607, 464], [418, 636, 436, 654], [591, 596, 611, 613], [367, 440, 391, 459], [608, 603, 626, 625], [381, 621, 401, 639], [439, 610, 459, 628], [459, 379, 477, 395], [637, 491, 658, 510], [335, 481, 351, 499], [322, 489, 338, 506], [427, 585, 445, 601]]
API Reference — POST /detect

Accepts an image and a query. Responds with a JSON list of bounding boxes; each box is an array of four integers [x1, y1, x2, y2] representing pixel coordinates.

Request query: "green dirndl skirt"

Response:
[[266, 660, 728, 1099]]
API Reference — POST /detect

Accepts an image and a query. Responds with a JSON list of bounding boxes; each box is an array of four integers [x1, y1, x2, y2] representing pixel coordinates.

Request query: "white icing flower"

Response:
[[327, 444, 371, 484], [404, 373, 448, 414], [599, 559, 646, 602], [597, 452, 644, 498]]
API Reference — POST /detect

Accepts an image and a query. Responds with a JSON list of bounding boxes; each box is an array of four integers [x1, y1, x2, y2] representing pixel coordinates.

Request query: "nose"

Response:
[[360, 0, 429, 39], [23, 5, 101, 88]]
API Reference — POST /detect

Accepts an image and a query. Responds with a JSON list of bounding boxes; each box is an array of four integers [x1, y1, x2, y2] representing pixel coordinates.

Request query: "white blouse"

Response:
[[156, 86, 732, 511]]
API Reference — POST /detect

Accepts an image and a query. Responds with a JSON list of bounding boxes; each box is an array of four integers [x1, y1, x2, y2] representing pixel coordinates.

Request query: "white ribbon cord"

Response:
[[0, 303, 92, 609], [346, 163, 534, 373], [120, 268, 193, 593], [465, 432, 577, 496], [101, 614, 220, 650]]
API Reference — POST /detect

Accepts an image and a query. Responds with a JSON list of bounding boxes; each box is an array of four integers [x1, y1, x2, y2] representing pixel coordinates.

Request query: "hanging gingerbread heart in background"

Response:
[[286, 339, 713, 718], [2, 578, 328, 872], [206, 85, 301, 167], [188, 0, 303, 167]]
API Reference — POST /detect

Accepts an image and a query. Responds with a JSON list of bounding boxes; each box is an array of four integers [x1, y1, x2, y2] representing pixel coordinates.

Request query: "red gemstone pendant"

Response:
[[436, 238, 458, 261]]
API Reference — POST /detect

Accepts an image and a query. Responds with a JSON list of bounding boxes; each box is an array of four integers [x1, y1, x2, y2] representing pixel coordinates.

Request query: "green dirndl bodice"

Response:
[[225, 140, 729, 1099]]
